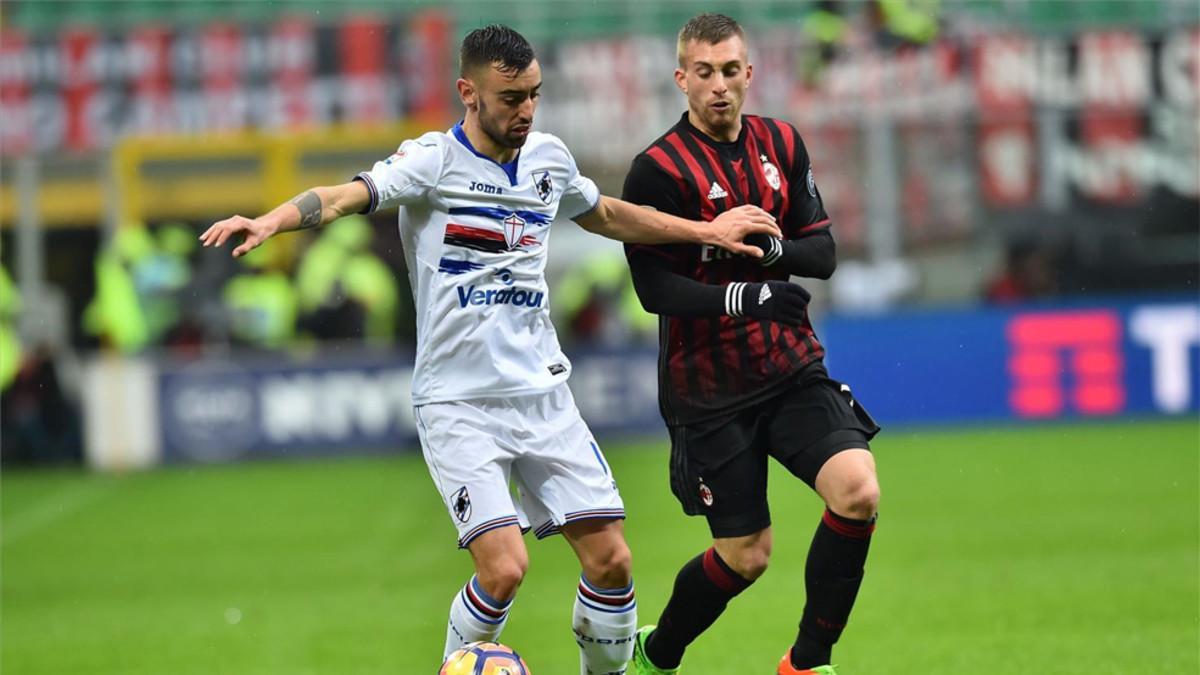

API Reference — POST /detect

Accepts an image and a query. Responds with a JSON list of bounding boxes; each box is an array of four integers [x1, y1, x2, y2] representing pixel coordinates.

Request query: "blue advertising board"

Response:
[[155, 295, 1198, 463], [156, 350, 662, 463], [820, 295, 1200, 425]]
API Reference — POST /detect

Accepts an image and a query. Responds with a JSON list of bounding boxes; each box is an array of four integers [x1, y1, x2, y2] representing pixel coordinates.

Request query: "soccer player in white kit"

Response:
[[201, 25, 778, 673]]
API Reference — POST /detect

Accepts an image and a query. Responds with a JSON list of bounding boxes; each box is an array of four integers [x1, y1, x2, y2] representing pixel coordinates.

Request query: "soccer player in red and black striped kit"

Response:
[[624, 14, 882, 675]]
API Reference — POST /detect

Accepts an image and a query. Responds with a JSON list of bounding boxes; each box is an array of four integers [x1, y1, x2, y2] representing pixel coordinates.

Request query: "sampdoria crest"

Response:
[[451, 486, 472, 523], [533, 170, 553, 204]]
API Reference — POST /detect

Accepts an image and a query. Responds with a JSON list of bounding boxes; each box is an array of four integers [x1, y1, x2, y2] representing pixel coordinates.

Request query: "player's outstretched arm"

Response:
[[574, 196, 780, 258], [199, 181, 371, 258]]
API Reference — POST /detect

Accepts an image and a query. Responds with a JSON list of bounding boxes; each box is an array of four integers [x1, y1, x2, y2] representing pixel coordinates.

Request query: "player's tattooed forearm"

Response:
[[289, 190, 323, 229]]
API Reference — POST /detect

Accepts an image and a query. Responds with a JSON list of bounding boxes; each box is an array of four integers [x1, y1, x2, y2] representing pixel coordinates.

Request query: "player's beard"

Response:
[[478, 99, 529, 150], [701, 99, 741, 137], [704, 110, 735, 135]]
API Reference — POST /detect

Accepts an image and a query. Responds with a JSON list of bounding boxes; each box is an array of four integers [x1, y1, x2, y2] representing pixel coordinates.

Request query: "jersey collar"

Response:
[[452, 121, 521, 186]]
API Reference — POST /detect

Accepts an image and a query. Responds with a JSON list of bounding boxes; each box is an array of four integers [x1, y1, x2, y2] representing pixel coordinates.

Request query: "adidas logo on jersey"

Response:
[[758, 284, 772, 305], [707, 182, 728, 200]]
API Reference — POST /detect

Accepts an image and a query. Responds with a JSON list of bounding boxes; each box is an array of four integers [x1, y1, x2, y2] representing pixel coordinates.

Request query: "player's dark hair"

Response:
[[677, 13, 746, 66], [460, 24, 535, 77]]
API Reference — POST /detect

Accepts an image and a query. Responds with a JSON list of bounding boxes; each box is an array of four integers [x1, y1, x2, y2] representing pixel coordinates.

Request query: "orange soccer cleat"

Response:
[[777, 649, 838, 675]]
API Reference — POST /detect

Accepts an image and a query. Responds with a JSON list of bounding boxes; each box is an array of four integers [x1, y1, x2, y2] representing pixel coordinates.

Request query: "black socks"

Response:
[[791, 509, 876, 669], [646, 547, 753, 669]]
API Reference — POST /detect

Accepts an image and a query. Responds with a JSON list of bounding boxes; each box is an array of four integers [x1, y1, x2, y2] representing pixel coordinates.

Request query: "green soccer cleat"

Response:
[[631, 625, 680, 675]]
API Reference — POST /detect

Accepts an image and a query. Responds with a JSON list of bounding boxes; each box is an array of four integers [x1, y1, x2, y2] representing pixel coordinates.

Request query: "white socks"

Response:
[[444, 575, 512, 659], [572, 575, 637, 675], [443, 572, 636, 674]]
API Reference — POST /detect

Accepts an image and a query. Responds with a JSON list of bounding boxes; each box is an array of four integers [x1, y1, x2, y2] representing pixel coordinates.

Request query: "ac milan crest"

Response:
[[761, 154, 781, 191], [502, 213, 527, 250], [698, 480, 714, 507], [533, 170, 553, 204]]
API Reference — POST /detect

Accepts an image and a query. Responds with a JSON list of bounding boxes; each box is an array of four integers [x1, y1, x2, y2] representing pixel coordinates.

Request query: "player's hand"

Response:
[[743, 232, 784, 266], [708, 205, 781, 258], [199, 215, 278, 258], [727, 280, 811, 325]]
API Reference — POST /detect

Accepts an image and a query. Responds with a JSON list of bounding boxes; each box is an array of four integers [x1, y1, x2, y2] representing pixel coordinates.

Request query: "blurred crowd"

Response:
[[78, 216, 402, 356], [66, 218, 665, 357], [1, 266, 80, 464]]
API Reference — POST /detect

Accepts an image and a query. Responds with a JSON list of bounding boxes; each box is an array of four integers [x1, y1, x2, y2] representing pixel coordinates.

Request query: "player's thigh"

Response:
[[511, 385, 625, 540], [669, 409, 772, 539], [767, 377, 880, 489], [414, 402, 520, 549]]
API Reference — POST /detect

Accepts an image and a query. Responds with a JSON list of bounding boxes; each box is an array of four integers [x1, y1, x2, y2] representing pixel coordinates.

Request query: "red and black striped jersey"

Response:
[[622, 112, 831, 425]]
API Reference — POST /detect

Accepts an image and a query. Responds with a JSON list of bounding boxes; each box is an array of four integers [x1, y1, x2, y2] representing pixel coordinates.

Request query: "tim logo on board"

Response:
[[1006, 303, 1200, 418]]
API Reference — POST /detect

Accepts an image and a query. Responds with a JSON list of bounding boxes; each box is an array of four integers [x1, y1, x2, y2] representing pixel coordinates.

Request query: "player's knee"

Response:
[[832, 477, 880, 521], [725, 539, 772, 581], [739, 547, 771, 581], [583, 540, 633, 589], [477, 553, 529, 601]]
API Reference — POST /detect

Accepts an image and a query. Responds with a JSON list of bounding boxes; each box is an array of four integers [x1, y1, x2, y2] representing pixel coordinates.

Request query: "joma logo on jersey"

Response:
[[456, 285, 545, 308], [468, 181, 505, 195]]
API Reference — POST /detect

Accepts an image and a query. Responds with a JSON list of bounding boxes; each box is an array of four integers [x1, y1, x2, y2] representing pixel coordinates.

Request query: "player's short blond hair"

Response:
[[677, 13, 746, 67]]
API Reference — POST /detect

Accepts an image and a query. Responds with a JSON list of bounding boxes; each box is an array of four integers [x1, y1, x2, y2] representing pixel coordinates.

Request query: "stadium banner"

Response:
[[821, 295, 1200, 425], [145, 295, 1199, 465], [153, 349, 662, 464], [81, 295, 1198, 467]]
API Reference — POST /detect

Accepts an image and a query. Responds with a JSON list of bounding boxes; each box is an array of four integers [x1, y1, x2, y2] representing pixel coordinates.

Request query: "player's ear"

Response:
[[674, 68, 687, 95], [456, 77, 478, 110], [745, 62, 753, 87]]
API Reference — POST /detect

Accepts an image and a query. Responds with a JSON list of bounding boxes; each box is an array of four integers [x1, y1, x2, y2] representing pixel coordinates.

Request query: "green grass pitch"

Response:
[[3, 419, 1197, 674]]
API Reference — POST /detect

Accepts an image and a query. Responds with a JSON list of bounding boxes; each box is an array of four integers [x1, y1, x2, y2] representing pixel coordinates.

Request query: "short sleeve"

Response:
[[559, 147, 601, 220], [354, 134, 443, 213]]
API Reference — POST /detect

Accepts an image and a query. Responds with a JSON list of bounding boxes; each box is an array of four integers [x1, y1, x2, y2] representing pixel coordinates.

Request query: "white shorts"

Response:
[[414, 383, 625, 548]]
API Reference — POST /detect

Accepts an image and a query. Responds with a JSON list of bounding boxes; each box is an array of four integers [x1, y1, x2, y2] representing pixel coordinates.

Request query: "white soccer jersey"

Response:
[[355, 123, 601, 405]]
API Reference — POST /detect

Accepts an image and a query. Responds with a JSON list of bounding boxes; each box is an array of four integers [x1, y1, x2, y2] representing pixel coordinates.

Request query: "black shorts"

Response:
[[667, 376, 880, 538]]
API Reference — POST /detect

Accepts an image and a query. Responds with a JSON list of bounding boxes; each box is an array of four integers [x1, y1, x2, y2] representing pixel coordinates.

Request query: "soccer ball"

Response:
[[439, 642, 531, 675]]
